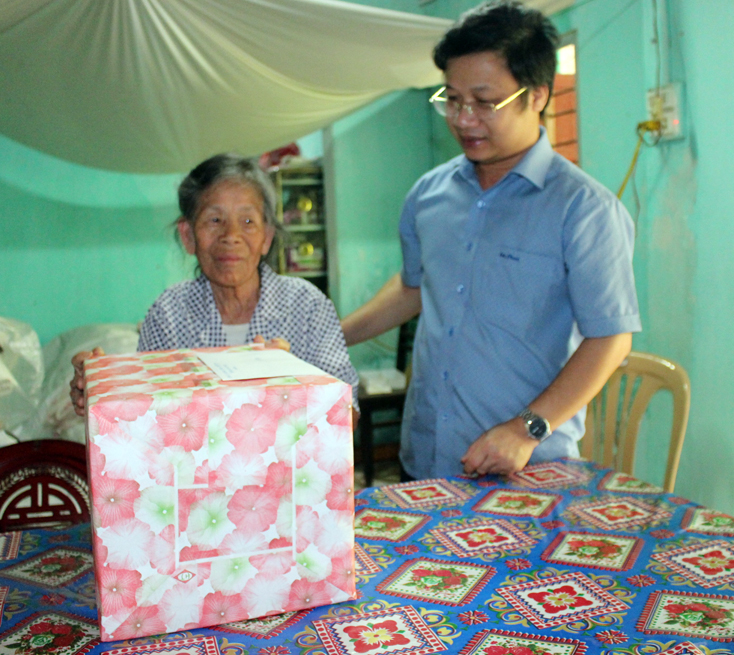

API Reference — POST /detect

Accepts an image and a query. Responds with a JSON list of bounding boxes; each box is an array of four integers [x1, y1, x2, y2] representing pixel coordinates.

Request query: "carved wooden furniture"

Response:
[[0, 439, 90, 531]]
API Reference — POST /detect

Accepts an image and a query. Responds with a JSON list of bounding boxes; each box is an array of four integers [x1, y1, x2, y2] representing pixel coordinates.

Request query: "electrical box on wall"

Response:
[[646, 83, 684, 141]]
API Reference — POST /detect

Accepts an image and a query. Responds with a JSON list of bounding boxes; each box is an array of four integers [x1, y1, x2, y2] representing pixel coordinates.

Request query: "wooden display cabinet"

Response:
[[270, 161, 328, 295]]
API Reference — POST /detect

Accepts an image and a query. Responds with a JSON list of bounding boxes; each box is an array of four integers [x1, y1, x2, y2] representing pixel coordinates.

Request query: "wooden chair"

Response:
[[582, 351, 691, 493], [357, 318, 418, 487], [0, 440, 90, 531]]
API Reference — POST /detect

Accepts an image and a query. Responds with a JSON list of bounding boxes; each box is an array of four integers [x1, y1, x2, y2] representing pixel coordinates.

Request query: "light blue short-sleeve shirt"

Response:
[[399, 128, 641, 479]]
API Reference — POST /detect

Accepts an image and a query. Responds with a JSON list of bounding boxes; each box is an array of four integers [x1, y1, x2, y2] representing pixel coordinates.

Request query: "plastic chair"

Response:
[[0, 440, 90, 531], [582, 351, 690, 493]]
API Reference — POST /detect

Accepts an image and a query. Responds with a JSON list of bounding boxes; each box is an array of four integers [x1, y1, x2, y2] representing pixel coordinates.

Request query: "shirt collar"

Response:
[[455, 126, 554, 191], [197, 274, 218, 315], [254, 262, 279, 320], [511, 126, 553, 189], [198, 263, 277, 316], [199, 265, 276, 343]]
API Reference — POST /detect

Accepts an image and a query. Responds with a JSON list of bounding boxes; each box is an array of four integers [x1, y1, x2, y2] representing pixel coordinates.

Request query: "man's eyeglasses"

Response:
[[429, 86, 527, 119]]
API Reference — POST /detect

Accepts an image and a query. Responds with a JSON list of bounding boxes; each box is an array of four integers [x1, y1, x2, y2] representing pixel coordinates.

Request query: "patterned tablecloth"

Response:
[[1, 459, 734, 655]]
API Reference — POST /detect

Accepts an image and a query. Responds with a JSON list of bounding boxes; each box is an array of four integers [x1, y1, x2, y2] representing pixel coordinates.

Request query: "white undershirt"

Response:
[[222, 323, 250, 345]]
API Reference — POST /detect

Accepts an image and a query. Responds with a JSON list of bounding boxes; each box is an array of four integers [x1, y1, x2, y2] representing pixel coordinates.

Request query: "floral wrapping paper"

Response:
[[83, 345, 356, 641]]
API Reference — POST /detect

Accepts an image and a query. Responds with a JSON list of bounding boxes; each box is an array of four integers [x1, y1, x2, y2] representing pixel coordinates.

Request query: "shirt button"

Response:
[[457, 284, 464, 294], [466, 242, 473, 251], [448, 327, 454, 336], [442, 413, 449, 422], [442, 371, 449, 380], [477, 200, 485, 208]]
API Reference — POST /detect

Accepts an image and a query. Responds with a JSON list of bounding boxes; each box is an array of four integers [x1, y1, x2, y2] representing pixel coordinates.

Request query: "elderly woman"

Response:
[[70, 153, 358, 415]]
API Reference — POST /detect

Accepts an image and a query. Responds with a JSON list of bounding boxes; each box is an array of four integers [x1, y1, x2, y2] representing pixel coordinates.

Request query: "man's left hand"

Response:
[[461, 418, 538, 477]]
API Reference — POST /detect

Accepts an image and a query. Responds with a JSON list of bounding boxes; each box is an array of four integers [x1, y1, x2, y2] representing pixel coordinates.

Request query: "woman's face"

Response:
[[178, 179, 274, 291]]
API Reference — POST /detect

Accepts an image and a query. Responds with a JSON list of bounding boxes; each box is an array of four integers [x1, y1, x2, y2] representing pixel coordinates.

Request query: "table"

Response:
[[1, 459, 733, 655]]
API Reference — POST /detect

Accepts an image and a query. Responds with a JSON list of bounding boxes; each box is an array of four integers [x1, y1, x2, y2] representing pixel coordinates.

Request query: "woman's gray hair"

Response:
[[177, 153, 278, 230]]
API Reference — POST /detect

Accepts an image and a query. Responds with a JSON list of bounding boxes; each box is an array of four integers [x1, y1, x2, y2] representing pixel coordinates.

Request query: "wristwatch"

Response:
[[518, 408, 552, 442]]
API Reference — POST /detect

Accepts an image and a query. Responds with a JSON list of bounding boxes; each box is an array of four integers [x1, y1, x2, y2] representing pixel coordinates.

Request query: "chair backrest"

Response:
[[395, 316, 419, 374], [582, 351, 691, 493], [0, 440, 90, 531]]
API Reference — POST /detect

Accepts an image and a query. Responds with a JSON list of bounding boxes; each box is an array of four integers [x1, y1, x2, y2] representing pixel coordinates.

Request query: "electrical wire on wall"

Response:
[[617, 120, 661, 200], [617, 0, 664, 231]]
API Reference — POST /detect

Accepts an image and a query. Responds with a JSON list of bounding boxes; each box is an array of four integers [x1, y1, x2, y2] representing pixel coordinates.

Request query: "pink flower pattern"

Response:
[[92, 476, 140, 527], [262, 386, 307, 419], [325, 389, 353, 426], [157, 401, 209, 451], [84, 346, 355, 639], [227, 485, 280, 533], [325, 471, 354, 511], [287, 579, 332, 610], [91, 393, 153, 433], [98, 567, 142, 615], [112, 605, 166, 640], [200, 591, 245, 626], [226, 404, 278, 453], [327, 550, 357, 593]]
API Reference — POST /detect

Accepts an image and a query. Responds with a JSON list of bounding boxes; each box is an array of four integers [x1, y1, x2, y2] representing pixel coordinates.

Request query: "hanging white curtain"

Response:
[[0, 0, 450, 173]]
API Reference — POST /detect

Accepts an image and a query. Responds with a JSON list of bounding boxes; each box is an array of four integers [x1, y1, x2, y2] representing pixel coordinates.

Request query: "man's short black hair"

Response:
[[433, 1, 559, 103]]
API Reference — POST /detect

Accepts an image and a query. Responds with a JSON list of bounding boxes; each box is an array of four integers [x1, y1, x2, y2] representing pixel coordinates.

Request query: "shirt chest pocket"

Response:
[[471, 245, 566, 332]]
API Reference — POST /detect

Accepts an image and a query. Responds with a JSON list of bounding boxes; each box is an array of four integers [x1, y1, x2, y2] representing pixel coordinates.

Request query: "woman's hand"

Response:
[[69, 347, 105, 416], [252, 335, 291, 352]]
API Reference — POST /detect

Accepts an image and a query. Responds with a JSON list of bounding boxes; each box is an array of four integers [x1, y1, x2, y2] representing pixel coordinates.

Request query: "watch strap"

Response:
[[519, 408, 552, 442]]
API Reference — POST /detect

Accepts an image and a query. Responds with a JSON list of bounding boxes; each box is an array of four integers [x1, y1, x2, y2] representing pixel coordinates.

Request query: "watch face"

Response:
[[528, 418, 548, 439]]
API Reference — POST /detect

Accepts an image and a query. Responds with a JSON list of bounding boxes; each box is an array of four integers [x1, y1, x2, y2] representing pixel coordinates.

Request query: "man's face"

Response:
[[444, 51, 548, 165]]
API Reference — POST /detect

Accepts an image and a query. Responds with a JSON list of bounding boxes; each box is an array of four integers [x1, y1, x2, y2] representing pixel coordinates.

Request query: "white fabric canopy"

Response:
[[0, 0, 450, 173]]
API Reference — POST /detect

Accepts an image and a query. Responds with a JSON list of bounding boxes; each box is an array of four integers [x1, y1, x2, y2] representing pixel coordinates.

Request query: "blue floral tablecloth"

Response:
[[1, 459, 734, 655]]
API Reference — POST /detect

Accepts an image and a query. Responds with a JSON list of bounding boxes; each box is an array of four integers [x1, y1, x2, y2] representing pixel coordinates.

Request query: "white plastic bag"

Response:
[[0, 317, 44, 437], [37, 323, 140, 444]]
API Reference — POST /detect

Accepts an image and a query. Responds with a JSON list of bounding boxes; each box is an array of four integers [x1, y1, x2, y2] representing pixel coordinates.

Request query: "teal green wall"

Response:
[[548, 0, 734, 515], [330, 90, 434, 370], [0, 136, 192, 345], [633, 0, 734, 511]]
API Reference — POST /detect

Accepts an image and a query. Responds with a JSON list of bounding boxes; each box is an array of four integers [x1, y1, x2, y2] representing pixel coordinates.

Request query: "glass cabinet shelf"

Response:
[[270, 160, 329, 295]]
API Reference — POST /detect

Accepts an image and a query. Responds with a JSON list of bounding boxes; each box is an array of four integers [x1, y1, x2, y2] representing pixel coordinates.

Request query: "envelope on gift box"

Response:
[[84, 345, 356, 641]]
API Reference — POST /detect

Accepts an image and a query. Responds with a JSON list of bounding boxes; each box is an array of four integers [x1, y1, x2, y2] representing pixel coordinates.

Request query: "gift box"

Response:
[[84, 345, 356, 641]]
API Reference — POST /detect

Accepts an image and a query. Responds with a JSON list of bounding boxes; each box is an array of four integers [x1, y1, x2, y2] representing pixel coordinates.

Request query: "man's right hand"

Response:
[[69, 347, 105, 416], [461, 418, 538, 477]]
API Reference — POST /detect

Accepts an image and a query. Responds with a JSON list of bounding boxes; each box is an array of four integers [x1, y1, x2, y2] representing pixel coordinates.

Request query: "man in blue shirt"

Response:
[[341, 0, 640, 480]]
